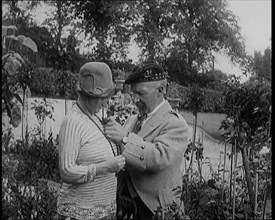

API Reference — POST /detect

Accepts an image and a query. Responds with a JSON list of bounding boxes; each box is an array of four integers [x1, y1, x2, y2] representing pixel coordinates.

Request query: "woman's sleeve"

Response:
[[58, 116, 96, 184]]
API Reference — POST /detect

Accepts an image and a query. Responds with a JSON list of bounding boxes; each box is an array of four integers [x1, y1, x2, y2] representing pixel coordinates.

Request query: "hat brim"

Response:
[[77, 84, 116, 98], [125, 71, 167, 84]]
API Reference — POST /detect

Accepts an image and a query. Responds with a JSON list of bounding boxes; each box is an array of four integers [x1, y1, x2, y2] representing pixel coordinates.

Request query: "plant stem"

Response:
[[185, 158, 189, 203], [190, 113, 198, 178], [201, 122, 204, 144], [217, 151, 222, 181], [262, 171, 268, 219], [22, 88, 25, 140], [7, 27, 15, 52], [188, 117, 196, 181], [241, 146, 255, 216], [222, 142, 227, 201], [65, 98, 67, 115], [232, 138, 238, 220], [254, 172, 258, 216], [229, 141, 234, 204], [200, 122, 204, 181]]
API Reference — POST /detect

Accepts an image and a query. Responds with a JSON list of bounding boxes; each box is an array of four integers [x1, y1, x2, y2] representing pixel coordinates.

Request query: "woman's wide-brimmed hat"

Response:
[[77, 62, 116, 98]]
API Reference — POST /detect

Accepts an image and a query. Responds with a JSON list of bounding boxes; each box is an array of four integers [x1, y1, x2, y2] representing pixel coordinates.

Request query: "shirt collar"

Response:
[[147, 99, 166, 118]]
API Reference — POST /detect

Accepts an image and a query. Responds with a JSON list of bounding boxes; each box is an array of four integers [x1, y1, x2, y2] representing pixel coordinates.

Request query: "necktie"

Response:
[[132, 113, 147, 134]]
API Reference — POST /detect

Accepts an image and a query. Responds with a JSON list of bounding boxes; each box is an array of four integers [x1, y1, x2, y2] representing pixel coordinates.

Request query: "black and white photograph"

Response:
[[2, 0, 271, 219]]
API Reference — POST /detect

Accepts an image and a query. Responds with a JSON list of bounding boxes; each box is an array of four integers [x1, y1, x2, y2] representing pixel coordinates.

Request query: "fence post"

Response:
[[17, 86, 31, 140], [65, 98, 68, 115]]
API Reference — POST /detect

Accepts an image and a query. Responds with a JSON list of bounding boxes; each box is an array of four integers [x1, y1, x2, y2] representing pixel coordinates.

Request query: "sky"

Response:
[[128, 0, 272, 82], [227, 0, 271, 56], [215, 0, 272, 81]]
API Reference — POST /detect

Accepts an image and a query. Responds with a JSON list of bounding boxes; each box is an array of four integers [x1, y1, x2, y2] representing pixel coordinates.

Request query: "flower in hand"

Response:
[[104, 117, 128, 144]]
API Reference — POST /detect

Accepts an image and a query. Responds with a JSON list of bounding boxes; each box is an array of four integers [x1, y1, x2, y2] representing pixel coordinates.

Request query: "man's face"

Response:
[[131, 81, 160, 114]]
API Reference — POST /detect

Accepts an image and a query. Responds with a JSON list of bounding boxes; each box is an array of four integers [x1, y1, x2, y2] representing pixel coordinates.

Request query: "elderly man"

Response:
[[104, 63, 190, 220]]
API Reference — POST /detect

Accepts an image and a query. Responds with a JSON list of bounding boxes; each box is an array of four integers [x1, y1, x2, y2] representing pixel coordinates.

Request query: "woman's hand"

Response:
[[96, 155, 126, 175]]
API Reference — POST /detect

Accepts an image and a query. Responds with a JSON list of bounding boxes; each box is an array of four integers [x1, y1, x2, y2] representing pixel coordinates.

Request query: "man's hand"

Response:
[[96, 155, 126, 175], [104, 117, 128, 144]]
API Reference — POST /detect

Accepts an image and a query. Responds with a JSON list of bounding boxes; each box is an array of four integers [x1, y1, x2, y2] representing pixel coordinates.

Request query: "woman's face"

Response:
[[85, 97, 108, 114]]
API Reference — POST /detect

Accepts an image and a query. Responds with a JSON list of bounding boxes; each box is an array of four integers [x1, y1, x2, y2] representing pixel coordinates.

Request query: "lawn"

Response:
[[179, 110, 227, 140], [179, 110, 243, 181]]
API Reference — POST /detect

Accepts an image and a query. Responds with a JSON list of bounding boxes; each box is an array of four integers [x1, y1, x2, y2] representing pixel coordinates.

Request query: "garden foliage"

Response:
[[178, 77, 271, 220], [2, 130, 60, 219], [2, 24, 38, 127], [2, 2, 271, 219], [27, 67, 78, 99], [2, 99, 61, 219], [2, 76, 271, 219], [167, 81, 225, 113]]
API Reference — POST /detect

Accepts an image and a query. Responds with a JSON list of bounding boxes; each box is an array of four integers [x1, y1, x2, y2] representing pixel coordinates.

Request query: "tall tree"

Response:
[[40, 1, 85, 71], [3, 0, 249, 86], [66, 0, 248, 84], [65, 1, 133, 63], [251, 48, 271, 82], [161, 0, 247, 85]]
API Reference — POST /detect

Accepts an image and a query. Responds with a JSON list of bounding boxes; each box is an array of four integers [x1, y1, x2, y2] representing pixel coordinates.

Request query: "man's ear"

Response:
[[158, 86, 164, 95]]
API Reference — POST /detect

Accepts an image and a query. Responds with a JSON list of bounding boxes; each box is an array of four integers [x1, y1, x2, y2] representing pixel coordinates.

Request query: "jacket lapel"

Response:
[[137, 100, 172, 137], [123, 114, 139, 131]]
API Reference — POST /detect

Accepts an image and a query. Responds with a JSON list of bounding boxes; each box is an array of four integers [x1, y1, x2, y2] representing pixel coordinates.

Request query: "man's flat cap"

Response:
[[125, 63, 168, 84]]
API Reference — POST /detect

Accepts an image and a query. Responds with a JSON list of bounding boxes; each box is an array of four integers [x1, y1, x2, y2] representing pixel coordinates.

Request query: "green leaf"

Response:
[[2, 25, 17, 38], [13, 93, 23, 105], [3, 25, 17, 31], [5, 35, 18, 41], [2, 27, 7, 39], [17, 35, 38, 52], [235, 213, 244, 219], [10, 104, 21, 128], [6, 35, 38, 52], [2, 52, 25, 76]]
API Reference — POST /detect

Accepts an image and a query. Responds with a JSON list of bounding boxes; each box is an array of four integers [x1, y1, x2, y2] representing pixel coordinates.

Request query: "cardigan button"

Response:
[[141, 145, 145, 149], [140, 156, 144, 161]]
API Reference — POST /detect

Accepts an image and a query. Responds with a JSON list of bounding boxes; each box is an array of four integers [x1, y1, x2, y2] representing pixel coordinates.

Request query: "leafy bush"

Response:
[[2, 98, 60, 219], [2, 131, 61, 219], [180, 75, 272, 220], [106, 93, 138, 125], [28, 67, 78, 99], [218, 75, 272, 219], [2, 24, 38, 126], [168, 82, 225, 113]]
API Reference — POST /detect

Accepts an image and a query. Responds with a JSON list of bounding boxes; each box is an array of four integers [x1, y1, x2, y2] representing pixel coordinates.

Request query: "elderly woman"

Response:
[[57, 62, 126, 220]]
